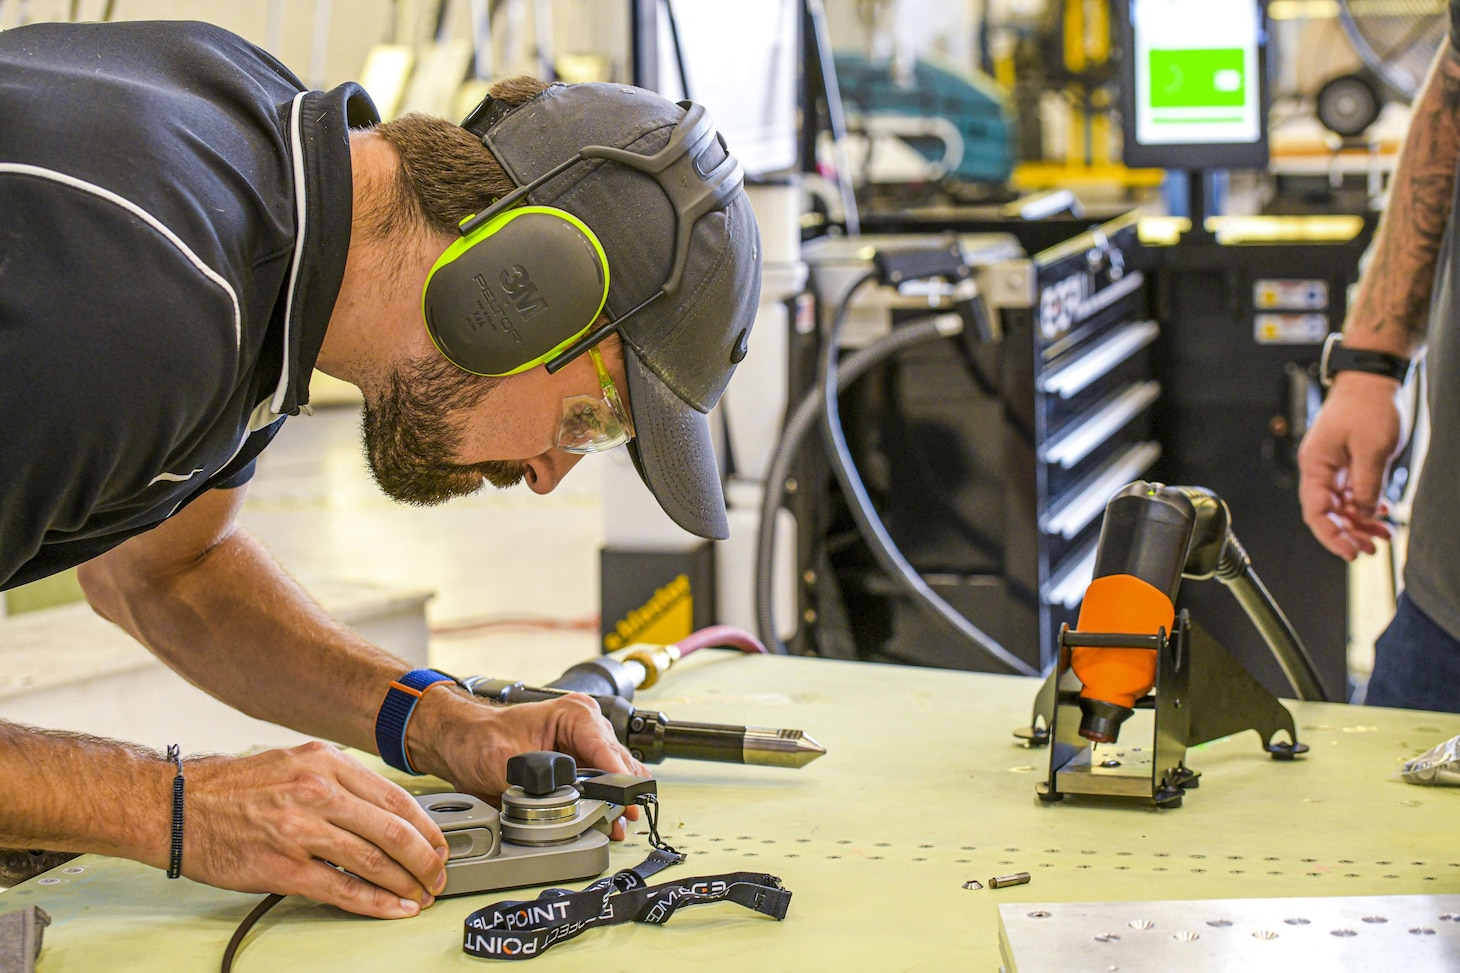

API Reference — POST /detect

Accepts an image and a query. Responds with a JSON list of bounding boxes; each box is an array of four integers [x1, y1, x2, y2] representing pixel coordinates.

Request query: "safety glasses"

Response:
[[555, 347, 636, 454]]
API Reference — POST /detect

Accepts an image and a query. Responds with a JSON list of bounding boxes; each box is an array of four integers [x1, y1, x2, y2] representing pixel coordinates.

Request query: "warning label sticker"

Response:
[[1254, 278, 1328, 311], [1254, 313, 1328, 345]]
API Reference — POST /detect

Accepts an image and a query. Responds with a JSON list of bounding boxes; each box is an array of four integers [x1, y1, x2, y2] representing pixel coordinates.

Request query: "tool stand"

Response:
[[1019, 610, 1307, 808]]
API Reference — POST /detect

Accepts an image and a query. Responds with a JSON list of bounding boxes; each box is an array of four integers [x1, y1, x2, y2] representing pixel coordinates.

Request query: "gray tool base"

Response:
[[442, 830, 609, 898]]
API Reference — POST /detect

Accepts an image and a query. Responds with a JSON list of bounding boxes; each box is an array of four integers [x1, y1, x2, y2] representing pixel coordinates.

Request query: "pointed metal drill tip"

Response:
[[741, 727, 827, 769]]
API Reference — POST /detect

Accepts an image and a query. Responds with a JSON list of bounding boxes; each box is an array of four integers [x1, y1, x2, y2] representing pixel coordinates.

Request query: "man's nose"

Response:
[[522, 449, 585, 494]]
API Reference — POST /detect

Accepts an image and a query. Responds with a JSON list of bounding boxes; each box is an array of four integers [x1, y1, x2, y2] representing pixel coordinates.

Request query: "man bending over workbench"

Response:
[[0, 20, 760, 915]]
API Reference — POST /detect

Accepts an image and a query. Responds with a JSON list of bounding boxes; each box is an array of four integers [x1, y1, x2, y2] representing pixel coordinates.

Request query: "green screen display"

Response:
[[1128, 0, 1263, 156], [1147, 48, 1246, 109]]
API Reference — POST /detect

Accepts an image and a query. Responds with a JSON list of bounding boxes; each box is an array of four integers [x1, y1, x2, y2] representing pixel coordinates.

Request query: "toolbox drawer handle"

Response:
[[1045, 538, 1100, 609], [1041, 442, 1162, 540], [1039, 381, 1161, 469], [1039, 320, 1160, 399]]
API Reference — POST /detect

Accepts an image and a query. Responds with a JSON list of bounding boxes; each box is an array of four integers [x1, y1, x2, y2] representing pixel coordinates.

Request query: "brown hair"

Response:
[[369, 75, 550, 239]]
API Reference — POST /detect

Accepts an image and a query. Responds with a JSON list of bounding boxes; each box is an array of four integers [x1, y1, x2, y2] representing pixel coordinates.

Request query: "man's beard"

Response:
[[360, 354, 528, 505]]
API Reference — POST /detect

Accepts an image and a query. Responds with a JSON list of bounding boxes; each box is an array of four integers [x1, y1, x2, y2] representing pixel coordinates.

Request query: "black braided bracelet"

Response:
[[165, 744, 185, 880]]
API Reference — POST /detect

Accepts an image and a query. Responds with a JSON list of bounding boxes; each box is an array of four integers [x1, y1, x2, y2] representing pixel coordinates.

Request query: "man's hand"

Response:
[[409, 690, 650, 837], [182, 742, 448, 919], [1297, 371, 1405, 560]]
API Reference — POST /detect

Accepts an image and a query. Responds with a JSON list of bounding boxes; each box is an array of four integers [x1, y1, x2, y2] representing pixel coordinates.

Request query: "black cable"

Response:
[[754, 281, 1035, 675], [875, 364, 1005, 564], [756, 309, 956, 651], [881, 409, 1005, 565], [1216, 534, 1330, 702], [661, 0, 692, 102], [220, 893, 285, 973], [818, 275, 1034, 675], [951, 343, 999, 399], [803, 0, 860, 234], [430, 0, 451, 43]]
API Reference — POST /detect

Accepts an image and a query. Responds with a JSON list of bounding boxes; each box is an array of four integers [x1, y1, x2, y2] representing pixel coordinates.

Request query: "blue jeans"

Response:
[[1366, 593, 1460, 713]]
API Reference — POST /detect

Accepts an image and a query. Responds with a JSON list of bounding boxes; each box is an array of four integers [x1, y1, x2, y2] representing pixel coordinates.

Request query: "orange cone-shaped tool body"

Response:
[[1071, 574, 1176, 741]]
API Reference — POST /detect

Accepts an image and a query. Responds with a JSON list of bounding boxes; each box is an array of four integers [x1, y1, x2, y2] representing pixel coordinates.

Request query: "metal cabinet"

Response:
[[991, 212, 1157, 667], [1145, 221, 1374, 699]]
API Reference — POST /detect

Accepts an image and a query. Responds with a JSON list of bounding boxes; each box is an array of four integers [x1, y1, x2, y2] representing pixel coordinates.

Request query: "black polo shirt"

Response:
[[0, 21, 378, 590]]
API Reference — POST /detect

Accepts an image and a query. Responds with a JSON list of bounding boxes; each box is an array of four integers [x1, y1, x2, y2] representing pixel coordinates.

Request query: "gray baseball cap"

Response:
[[461, 82, 762, 539]]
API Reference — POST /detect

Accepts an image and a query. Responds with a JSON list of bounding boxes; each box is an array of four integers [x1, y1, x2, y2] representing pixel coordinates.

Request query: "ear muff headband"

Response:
[[421, 205, 610, 377]]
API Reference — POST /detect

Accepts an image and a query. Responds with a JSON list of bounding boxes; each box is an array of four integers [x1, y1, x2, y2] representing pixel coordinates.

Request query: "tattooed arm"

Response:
[[1297, 41, 1460, 559], [1343, 40, 1460, 355]]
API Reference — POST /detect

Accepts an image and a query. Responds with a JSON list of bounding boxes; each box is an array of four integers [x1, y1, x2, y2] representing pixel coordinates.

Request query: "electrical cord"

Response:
[[877, 373, 1005, 564], [818, 274, 1034, 675], [755, 277, 1035, 675], [661, 0, 692, 102], [220, 893, 285, 973], [756, 302, 954, 651], [804, 0, 860, 234]]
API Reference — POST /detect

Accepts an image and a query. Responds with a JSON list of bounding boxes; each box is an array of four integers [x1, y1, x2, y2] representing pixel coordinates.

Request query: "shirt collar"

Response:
[[270, 81, 379, 417]]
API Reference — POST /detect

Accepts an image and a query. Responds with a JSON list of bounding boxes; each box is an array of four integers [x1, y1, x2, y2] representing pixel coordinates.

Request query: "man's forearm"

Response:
[[0, 723, 170, 863], [1346, 41, 1460, 356], [86, 526, 418, 753]]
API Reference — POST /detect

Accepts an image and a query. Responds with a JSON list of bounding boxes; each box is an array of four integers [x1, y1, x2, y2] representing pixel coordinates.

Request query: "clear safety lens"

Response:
[[554, 347, 635, 454]]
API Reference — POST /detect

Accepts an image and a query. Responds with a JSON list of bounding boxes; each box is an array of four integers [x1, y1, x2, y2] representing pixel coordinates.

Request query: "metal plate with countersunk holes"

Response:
[[999, 894, 1460, 972]]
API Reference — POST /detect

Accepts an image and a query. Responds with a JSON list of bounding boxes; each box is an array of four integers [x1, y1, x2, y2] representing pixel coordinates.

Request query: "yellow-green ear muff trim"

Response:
[[421, 205, 610, 376]]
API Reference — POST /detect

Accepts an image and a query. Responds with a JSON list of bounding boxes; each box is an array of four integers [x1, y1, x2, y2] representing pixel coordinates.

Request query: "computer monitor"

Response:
[[632, 0, 800, 178], [1117, 0, 1269, 170]]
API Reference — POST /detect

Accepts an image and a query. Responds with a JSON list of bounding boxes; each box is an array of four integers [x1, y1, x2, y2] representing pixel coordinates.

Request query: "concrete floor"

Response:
[[241, 402, 605, 685]]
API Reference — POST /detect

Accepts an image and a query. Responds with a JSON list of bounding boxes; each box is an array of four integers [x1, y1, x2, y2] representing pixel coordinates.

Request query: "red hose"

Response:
[[674, 624, 768, 657]]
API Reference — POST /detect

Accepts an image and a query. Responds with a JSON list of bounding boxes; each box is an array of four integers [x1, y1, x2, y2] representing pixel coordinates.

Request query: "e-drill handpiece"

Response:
[[458, 677, 825, 769], [629, 712, 826, 768]]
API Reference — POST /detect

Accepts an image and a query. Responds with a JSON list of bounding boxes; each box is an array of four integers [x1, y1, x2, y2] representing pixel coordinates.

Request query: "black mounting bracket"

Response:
[[1018, 611, 1307, 808]]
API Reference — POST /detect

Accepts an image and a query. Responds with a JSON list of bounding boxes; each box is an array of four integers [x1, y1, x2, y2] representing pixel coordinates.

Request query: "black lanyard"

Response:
[[461, 850, 791, 960]]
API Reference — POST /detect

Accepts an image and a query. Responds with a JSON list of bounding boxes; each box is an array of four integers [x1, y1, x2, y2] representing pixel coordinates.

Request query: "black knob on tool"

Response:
[[506, 751, 578, 796]]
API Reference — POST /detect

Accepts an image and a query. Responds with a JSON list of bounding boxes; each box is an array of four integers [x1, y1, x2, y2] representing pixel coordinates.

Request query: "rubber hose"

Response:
[[674, 624, 768, 657]]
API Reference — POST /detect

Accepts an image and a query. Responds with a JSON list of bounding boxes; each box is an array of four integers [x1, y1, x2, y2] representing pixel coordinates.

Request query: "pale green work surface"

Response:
[[6, 652, 1459, 971]]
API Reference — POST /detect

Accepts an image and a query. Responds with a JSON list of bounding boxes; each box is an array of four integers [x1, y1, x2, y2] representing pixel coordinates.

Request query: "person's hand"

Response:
[[1296, 371, 1404, 560], [180, 742, 448, 919], [410, 691, 650, 838]]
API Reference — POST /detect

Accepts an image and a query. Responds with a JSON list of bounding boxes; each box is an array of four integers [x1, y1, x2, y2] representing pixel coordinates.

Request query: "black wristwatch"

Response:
[[1319, 332, 1413, 387]]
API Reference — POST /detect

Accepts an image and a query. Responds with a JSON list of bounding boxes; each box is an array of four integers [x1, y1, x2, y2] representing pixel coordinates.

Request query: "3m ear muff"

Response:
[[430, 88, 743, 378], [421, 205, 610, 377]]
